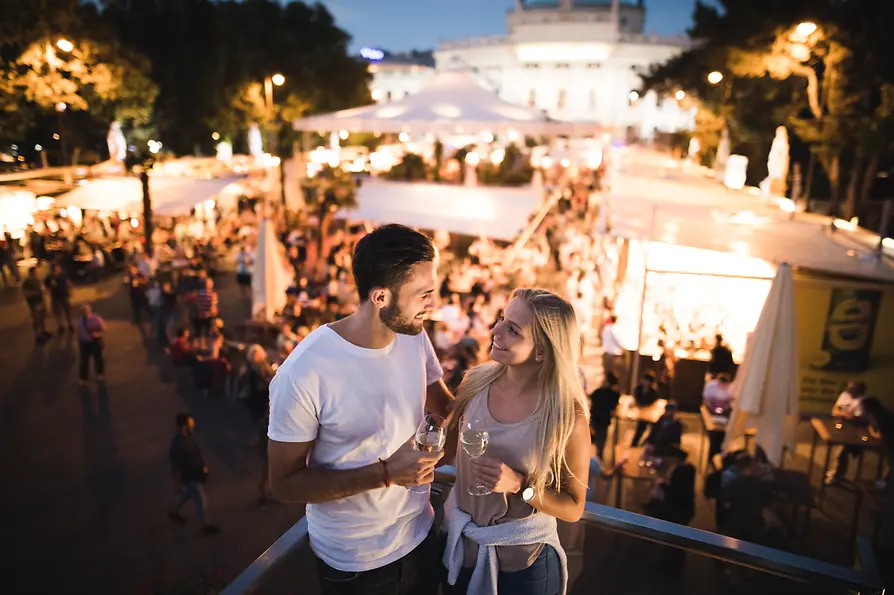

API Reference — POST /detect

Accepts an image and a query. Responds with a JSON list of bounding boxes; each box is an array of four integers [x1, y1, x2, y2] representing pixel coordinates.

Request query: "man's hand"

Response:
[[386, 437, 444, 488], [472, 457, 523, 494]]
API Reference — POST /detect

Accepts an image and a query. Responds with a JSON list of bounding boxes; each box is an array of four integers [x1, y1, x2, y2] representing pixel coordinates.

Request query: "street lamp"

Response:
[[56, 38, 73, 52], [271, 73, 285, 87], [707, 71, 724, 85], [675, 90, 686, 101]]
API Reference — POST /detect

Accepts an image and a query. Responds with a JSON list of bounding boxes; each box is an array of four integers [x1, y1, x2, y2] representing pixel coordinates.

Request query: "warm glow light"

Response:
[[629, 91, 639, 102], [777, 198, 796, 213], [339, 129, 349, 140], [464, 151, 480, 166], [708, 71, 724, 85], [541, 156, 553, 168], [482, 131, 494, 143], [55, 102, 67, 112], [586, 148, 603, 169], [130, 217, 139, 228], [34, 144, 43, 151], [205, 199, 216, 209], [271, 73, 285, 87], [371, 89, 383, 101], [832, 218, 859, 232], [560, 158, 571, 168], [490, 148, 505, 165], [56, 38, 74, 52], [211, 132, 220, 141], [398, 132, 409, 143], [675, 90, 686, 101], [515, 42, 610, 62], [53, 133, 60, 140], [796, 22, 818, 37]]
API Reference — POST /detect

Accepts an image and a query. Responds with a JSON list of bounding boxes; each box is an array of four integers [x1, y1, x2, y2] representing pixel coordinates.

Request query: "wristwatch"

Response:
[[519, 477, 536, 503]]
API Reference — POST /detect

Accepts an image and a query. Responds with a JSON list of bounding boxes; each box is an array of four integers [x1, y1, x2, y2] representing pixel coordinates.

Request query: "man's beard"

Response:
[[380, 301, 424, 335]]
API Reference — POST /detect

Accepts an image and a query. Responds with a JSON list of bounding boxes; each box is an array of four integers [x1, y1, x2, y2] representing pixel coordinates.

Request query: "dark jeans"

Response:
[[130, 291, 147, 324], [707, 430, 726, 466], [79, 340, 104, 380], [833, 445, 864, 478], [316, 532, 441, 595], [444, 545, 561, 595], [631, 421, 652, 447], [592, 423, 610, 460]]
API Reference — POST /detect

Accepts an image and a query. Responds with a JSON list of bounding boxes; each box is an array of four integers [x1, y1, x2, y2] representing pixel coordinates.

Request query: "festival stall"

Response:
[[602, 149, 894, 412]]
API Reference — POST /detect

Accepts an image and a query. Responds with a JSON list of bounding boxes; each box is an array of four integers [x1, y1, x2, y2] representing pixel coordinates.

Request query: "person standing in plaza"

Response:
[[77, 303, 106, 385], [167, 413, 220, 535], [0, 232, 20, 287], [235, 245, 253, 299], [126, 263, 149, 326], [589, 371, 620, 460], [22, 266, 50, 345], [194, 277, 219, 344], [267, 224, 454, 595], [45, 262, 74, 334]]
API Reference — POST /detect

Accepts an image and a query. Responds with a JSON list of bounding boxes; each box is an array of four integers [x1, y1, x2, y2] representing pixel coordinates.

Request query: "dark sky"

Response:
[[319, 0, 719, 52]]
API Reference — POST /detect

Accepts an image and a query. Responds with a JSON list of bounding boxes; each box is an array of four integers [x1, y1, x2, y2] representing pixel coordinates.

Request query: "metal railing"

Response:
[[220, 466, 885, 595]]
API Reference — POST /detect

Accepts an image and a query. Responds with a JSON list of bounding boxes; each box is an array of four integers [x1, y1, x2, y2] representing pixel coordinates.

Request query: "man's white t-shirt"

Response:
[[267, 324, 444, 572], [834, 391, 863, 417]]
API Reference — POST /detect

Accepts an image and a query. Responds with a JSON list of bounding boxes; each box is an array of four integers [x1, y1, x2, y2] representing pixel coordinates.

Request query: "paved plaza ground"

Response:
[[0, 271, 881, 594]]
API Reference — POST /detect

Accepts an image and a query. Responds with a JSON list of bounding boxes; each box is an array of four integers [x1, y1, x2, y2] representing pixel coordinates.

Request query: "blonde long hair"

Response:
[[453, 288, 587, 497]]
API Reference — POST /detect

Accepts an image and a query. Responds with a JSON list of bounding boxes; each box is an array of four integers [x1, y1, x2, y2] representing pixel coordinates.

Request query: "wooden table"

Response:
[[613, 445, 677, 509], [807, 417, 885, 500], [610, 396, 667, 464]]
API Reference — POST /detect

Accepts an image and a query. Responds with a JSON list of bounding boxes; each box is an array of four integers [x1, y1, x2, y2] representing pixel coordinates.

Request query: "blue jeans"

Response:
[[446, 545, 561, 595], [170, 481, 208, 524]]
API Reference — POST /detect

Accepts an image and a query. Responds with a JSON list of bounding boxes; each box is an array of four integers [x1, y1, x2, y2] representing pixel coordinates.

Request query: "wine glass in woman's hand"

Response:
[[460, 416, 491, 496]]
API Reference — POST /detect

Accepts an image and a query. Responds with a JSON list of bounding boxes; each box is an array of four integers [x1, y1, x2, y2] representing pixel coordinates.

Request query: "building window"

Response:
[[528, 88, 536, 107], [525, 63, 540, 69], [386, 91, 392, 101], [589, 88, 596, 109], [557, 89, 566, 110], [556, 63, 570, 69]]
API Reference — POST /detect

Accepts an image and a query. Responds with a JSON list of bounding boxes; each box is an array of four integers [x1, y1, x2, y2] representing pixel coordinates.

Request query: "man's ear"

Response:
[[369, 287, 391, 310]]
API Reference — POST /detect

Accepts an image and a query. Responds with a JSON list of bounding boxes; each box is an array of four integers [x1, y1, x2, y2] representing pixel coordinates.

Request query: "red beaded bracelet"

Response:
[[378, 458, 391, 488]]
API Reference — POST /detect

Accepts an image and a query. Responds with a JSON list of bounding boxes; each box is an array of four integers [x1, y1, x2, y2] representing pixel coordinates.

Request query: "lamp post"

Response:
[[264, 74, 286, 206]]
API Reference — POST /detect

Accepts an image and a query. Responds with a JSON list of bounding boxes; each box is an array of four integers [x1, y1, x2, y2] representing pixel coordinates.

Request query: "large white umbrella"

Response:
[[723, 262, 799, 466], [251, 218, 290, 322]]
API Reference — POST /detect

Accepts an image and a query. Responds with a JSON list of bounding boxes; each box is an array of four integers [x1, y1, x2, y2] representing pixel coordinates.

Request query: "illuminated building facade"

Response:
[[366, 0, 695, 137]]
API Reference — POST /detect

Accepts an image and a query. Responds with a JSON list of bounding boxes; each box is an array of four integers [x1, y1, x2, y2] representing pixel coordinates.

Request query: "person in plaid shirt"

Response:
[[194, 277, 219, 344]]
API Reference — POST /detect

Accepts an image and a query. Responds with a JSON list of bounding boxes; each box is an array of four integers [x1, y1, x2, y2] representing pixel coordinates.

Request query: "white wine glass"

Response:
[[460, 416, 491, 496], [408, 413, 446, 495]]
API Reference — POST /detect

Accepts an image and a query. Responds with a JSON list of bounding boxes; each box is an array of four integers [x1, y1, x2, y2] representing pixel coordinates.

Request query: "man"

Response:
[[267, 224, 454, 595], [194, 277, 219, 342], [45, 262, 74, 334], [589, 372, 621, 460], [0, 233, 20, 287], [168, 413, 220, 535], [601, 315, 624, 380], [826, 381, 868, 485], [22, 266, 49, 344], [631, 371, 659, 447], [703, 374, 733, 466], [709, 334, 735, 376]]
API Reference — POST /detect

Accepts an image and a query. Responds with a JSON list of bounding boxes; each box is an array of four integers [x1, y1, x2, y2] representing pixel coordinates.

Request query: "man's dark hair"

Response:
[[175, 413, 192, 430], [352, 224, 435, 300], [605, 372, 619, 386], [643, 371, 655, 382], [715, 334, 724, 344]]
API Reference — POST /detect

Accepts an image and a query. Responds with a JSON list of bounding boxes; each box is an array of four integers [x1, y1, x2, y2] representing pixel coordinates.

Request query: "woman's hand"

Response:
[[472, 457, 523, 494]]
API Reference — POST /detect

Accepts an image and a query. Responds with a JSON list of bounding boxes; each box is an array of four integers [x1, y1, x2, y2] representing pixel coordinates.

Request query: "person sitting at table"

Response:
[[645, 446, 696, 526], [169, 328, 194, 367], [826, 381, 868, 485], [703, 373, 733, 467], [644, 402, 683, 457], [631, 371, 660, 447]]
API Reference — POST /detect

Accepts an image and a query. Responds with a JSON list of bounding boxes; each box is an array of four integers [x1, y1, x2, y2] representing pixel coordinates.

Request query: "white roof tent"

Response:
[[293, 71, 603, 137]]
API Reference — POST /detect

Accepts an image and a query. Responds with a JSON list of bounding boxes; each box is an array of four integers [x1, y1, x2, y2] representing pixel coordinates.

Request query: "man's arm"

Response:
[[268, 439, 386, 504], [426, 379, 456, 465]]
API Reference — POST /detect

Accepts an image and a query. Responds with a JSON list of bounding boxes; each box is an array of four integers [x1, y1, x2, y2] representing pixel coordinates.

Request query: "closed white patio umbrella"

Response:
[[251, 218, 290, 322], [723, 262, 800, 465]]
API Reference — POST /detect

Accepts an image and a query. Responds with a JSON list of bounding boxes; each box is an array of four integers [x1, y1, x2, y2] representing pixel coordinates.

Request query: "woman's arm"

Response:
[[473, 409, 591, 523]]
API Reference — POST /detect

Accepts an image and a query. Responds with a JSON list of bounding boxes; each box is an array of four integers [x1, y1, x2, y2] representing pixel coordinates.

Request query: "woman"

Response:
[[77, 303, 107, 385], [235, 245, 253, 299], [443, 288, 591, 595]]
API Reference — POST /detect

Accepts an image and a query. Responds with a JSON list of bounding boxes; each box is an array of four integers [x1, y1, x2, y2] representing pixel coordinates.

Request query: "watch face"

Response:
[[522, 486, 535, 502]]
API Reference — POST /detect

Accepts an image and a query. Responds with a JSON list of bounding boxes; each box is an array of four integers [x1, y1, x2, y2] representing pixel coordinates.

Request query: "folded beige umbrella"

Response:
[[723, 263, 799, 466]]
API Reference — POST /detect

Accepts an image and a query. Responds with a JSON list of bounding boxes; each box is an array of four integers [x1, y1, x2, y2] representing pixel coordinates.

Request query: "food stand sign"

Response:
[[796, 277, 894, 412]]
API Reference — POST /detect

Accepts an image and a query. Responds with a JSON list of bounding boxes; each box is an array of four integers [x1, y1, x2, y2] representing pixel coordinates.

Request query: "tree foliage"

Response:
[[642, 0, 894, 220]]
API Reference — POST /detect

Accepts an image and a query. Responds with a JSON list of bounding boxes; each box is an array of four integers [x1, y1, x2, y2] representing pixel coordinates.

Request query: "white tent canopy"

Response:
[[338, 178, 542, 241], [605, 149, 894, 284], [293, 71, 602, 137], [55, 175, 244, 216], [252, 218, 291, 322]]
